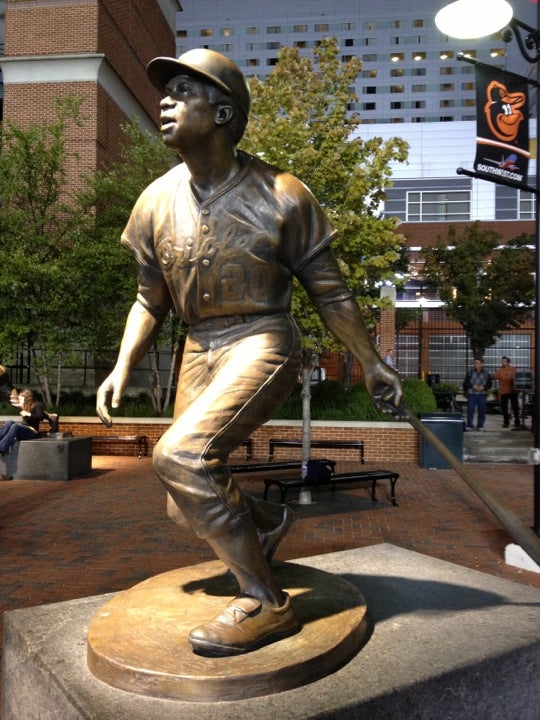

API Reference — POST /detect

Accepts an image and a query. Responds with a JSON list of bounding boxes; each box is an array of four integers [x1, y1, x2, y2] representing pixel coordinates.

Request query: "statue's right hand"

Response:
[[96, 372, 126, 428]]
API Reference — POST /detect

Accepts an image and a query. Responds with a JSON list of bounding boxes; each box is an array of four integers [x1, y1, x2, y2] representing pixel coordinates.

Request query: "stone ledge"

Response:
[[3, 544, 539, 719]]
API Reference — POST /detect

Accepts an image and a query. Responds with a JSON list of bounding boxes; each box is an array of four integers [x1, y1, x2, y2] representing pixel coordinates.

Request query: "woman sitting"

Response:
[[0, 389, 53, 454]]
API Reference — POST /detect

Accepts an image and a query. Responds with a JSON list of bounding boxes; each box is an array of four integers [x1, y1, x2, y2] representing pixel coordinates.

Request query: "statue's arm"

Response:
[[96, 266, 171, 427], [296, 248, 402, 412]]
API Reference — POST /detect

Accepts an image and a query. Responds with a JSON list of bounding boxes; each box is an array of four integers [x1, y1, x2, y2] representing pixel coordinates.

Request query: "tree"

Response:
[[0, 102, 179, 408], [0, 96, 88, 405], [242, 40, 408, 351], [240, 39, 408, 471], [77, 119, 181, 412], [422, 222, 535, 359]]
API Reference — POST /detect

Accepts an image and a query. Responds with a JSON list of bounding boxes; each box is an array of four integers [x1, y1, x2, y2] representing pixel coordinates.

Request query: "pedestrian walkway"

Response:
[[463, 411, 534, 463], [1, 454, 540, 705]]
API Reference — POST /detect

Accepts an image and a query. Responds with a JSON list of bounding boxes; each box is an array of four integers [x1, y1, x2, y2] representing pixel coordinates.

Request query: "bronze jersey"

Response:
[[122, 151, 336, 326]]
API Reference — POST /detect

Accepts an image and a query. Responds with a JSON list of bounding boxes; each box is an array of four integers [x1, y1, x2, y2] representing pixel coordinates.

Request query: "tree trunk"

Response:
[[149, 345, 162, 415]]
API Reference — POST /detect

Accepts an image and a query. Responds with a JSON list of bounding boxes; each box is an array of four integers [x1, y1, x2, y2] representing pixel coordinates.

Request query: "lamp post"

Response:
[[436, 0, 540, 537]]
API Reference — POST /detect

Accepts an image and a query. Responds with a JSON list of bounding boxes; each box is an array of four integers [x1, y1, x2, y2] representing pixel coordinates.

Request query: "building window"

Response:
[[345, 38, 354, 47], [440, 66, 454, 75], [441, 83, 454, 92], [267, 26, 281, 34], [407, 190, 470, 221], [221, 28, 233, 37], [267, 42, 280, 49], [315, 23, 329, 32], [519, 190, 536, 219], [413, 19, 425, 27], [247, 59, 260, 67], [246, 27, 258, 35], [295, 41, 308, 48], [176, 29, 187, 38], [363, 69, 378, 78], [294, 24, 308, 32], [200, 29, 212, 37], [391, 101, 403, 109], [412, 84, 426, 92], [391, 85, 404, 93], [363, 54, 378, 62], [363, 102, 376, 110]]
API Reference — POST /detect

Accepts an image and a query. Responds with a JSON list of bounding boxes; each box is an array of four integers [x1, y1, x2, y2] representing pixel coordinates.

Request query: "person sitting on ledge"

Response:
[[0, 389, 54, 455]]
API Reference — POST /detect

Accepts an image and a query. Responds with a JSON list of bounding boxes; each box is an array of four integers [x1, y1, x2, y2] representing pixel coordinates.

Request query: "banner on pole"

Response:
[[474, 66, 530, 185]]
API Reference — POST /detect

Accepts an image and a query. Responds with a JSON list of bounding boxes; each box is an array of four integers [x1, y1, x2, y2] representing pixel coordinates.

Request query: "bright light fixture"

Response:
[[435, 0, 513, 39]]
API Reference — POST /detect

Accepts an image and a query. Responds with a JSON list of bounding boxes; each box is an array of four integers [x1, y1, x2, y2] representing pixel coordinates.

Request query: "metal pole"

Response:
[[534, 0, 540, 535], [403, 407, 540, 565]]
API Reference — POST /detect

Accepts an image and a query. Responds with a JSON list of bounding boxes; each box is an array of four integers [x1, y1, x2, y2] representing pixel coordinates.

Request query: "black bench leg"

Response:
[[390, 478, 398, 506], [371, 479, 378, 503]]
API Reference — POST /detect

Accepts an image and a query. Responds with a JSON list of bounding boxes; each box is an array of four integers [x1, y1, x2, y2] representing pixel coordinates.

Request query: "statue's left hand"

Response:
[[363, 360, 403, 417]]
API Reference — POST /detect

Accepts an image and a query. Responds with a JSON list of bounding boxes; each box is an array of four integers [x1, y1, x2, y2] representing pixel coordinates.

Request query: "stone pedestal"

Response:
[[2, 436, 92, 480], [3, 544, 540, 719]]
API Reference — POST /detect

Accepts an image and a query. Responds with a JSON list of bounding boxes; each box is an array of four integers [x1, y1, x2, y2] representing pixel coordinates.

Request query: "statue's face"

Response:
[[159, 74, 216, 150]]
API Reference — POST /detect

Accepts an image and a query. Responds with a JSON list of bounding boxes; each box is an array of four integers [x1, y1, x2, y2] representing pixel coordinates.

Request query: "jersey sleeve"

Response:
[[276, 172, 337, 273]]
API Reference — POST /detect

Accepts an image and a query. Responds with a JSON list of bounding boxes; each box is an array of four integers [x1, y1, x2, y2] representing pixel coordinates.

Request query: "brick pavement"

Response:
[[1, 455, 540, 706]]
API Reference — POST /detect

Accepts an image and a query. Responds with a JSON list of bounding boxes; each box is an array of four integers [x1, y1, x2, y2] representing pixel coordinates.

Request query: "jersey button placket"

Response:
[[199, 209, 212, 307]]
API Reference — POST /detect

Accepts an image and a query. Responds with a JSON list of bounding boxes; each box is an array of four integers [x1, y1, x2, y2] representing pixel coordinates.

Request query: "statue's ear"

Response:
[[215, 103, 233, 126]]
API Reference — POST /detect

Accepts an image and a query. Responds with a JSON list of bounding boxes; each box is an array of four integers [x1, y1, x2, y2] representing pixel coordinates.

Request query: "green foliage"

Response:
[[431, 382, 459, 395], [241, 39, 409, 352], [0, 96, 89, 404], [76, 119, 178, 353], [422, 222, 535, 359], [273, 379, 436, 420], [0, 105, 178, 405]]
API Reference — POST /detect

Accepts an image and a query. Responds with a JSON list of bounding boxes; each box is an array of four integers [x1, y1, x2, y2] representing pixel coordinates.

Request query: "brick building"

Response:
[[0, 0, 180, 179]]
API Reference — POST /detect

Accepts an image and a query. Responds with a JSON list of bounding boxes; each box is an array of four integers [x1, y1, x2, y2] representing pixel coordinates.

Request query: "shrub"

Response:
[[271, 378, 436, 421]]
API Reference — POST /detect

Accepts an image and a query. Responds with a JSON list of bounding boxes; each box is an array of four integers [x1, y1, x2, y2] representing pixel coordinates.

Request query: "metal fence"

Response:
[[395, 308, 534, 387]]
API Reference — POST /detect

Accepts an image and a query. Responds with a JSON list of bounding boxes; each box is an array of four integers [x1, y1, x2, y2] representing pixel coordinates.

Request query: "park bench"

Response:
[[230, 459, 336, 475], [91, 435, 148, 459], [268, 438, 364, 464], [263, 469, 399, 505]]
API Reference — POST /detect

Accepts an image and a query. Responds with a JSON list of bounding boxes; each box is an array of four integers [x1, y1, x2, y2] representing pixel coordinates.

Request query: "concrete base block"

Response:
[[3, 543, 540, 719], [2, 436, 92, 480]]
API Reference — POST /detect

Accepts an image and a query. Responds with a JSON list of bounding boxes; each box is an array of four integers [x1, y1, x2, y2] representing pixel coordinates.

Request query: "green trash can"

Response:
[[419, 412, 463, 469]]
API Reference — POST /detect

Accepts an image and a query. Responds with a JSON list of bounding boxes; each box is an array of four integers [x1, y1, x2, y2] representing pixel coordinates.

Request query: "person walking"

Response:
[[96, 48, 402, 657], [492, 356, 521, 428], [463, 358, 492, 431]]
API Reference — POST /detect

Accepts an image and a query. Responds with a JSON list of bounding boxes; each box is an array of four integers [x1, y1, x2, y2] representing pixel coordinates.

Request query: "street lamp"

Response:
[[435, 0, 513, 39], [436, 0, 540, 539]]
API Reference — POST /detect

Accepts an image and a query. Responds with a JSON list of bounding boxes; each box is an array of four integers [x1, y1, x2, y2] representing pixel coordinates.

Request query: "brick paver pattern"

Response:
[[2, 455, 540, 704]]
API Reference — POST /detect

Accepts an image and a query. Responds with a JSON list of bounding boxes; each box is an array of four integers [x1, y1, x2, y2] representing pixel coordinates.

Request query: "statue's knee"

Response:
[[152, 437, 202, 481]]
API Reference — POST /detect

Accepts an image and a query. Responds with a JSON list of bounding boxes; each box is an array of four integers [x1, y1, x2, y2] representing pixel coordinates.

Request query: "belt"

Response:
[[190, 313, 272, 332]]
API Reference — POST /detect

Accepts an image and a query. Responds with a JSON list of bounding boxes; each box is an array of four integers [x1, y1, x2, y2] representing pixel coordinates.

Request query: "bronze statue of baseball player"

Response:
[[97, 48, 401, 657]]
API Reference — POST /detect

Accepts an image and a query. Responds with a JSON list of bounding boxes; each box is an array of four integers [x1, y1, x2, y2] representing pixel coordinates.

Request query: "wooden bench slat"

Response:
[[268, 438, 364, 463]]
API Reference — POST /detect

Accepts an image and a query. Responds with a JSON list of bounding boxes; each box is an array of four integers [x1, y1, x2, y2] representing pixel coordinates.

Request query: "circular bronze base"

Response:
[[87, 560, 369, 702]]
